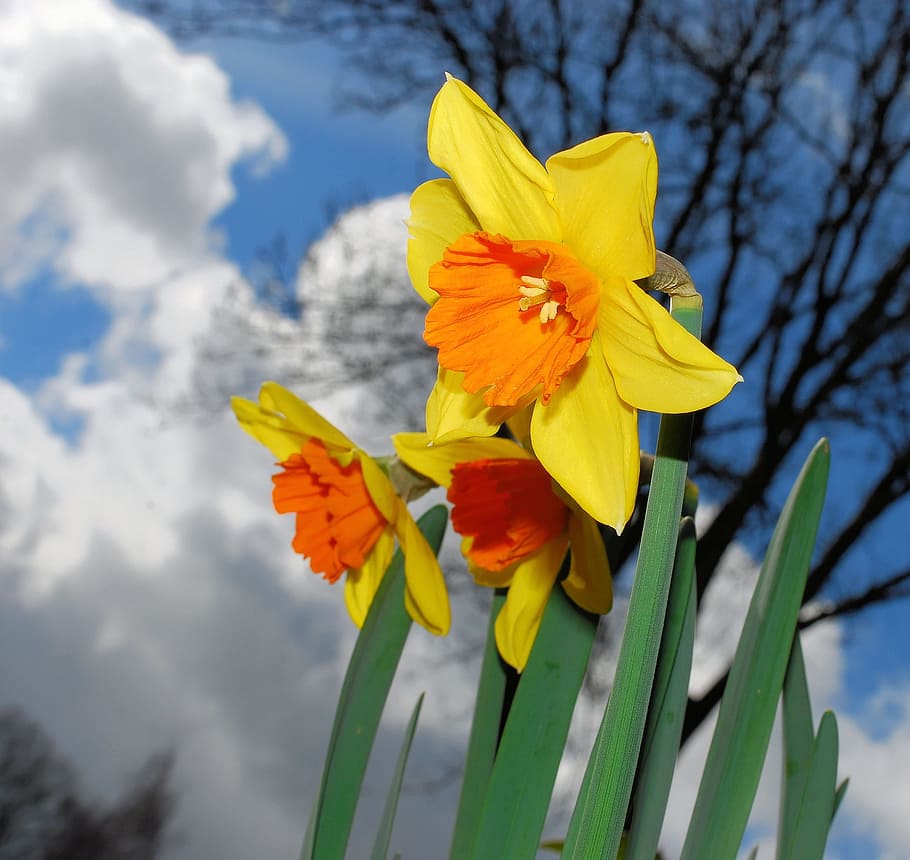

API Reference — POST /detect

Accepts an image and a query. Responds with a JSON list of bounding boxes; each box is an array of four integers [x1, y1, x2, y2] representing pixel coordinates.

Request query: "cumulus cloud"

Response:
[[0, 0, 286, 294]]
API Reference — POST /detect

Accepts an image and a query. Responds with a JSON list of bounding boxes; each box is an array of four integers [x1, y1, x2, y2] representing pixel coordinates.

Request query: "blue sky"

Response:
[[1, 2, 908, 858]]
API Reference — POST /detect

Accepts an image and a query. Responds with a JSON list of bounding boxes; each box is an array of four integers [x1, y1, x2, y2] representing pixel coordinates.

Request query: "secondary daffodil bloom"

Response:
[[394, 432, 611, 671], [408, 75, 741, 531], [232, 382, 450, 636]]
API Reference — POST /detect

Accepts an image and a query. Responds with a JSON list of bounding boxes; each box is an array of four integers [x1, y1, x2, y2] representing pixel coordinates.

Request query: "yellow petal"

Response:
[[505, 404, 534, 449], [408, 179, 480, 305], [494, 534, 568, 671], [358, 452, 399, 524], [394, 499, 451, 635], [344, 527, 395, 627], [426, 367, 514, 443], [428, 75, 560, 240], [599, 279, 742, 413], [392, 432, 529, 488], [563, 511, 613, 614], [547, 132, 658, 281], [231, 395, 305, 461], [547, 132, 657, 278], [531, 338, 639, 532], [260, 382, 356, 451]]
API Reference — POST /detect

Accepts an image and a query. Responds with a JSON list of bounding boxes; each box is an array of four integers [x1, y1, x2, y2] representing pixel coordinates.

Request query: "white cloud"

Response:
[[0, 0, 286, 294]]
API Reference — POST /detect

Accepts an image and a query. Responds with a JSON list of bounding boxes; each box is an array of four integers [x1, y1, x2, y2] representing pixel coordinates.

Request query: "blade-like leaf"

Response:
[[469, 579, 599, 860], [777, 635, 815, 858], [625, 518, 698, 860], [680, 439, 830, 860], [833, 778, 849, 819], [370, 693, 425, 860], [449, 590, 508, 860], [302, 505, 448, 860], [786, 711, 838, 860], [562, 297, 702, 860]]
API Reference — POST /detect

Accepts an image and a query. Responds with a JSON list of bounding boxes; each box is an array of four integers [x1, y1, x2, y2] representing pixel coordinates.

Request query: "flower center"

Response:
[[447, 457, 569, 572], [272, 439, 387, 582], [425, 231, 600, 407], [517, 275, 563, 323]]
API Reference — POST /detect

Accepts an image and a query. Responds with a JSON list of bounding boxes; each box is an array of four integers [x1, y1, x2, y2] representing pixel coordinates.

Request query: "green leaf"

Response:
[[785, 711, 838, 860], [561, 297, 702, 860], [301, 505, 448, 860], [370, 693, 425, 860], [833, 778, 849, 819], [680, 439, 830, 860], [625, 518, 698, 860], [469, 579, 599, 860], [448, 590, 508, 860], [777, 636, 815, 858]]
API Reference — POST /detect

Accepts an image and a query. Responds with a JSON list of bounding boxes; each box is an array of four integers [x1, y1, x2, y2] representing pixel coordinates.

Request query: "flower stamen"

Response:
[[518, 275, 562, 323]]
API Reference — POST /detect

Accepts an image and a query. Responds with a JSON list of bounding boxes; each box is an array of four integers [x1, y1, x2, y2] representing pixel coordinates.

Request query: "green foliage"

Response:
[[680, 439, 830, 859], [448, 590, 508, 860], [370, 694, 425, 860], [468, 579, 598, 860], [302, 392, 842, 860], [301, 506, 447, 860]]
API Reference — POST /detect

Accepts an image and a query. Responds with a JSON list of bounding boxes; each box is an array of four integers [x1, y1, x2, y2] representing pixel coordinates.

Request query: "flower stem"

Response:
[[561, 297, 701, 860]]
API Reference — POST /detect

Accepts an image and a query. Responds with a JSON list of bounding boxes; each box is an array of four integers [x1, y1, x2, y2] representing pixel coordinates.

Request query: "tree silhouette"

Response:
[[137, 0, 910, 741], [0, 708, 175, 860]]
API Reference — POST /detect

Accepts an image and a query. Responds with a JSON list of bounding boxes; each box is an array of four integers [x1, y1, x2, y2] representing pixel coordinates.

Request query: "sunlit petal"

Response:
[[600, 280, 742, 413], [563, 511, 612, 614], [547, 132, 657, 280], [260, 381, 356, 451], [531, 339, 639, 532], [344, 528, 395, 627], [407, 178, 480, 304], [358, 452, 399, 524], [495, 534, 569, 671], [395, 499, 451, 635], [428, 75, 560, 239], [426, 367, 514, 443], [392, 432, 529, 488], [231, 395, 304, 462]]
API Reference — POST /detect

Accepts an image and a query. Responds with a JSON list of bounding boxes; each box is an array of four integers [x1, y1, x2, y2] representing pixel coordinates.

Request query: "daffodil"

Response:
[[407, 75, 741, 531], [393, 432, 611, 671], [232, 382, 450, 635]]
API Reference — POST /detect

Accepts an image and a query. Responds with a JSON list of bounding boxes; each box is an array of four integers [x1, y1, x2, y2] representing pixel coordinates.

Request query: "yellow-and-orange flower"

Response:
[[232, 382, 450, 635], [407, 75, 741, 532], [394, 432, 611, 671]]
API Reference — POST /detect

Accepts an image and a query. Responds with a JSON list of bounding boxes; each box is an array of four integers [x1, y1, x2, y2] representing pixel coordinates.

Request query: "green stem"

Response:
[[561, 298, 702, 860], [448, 590, 508, 860]]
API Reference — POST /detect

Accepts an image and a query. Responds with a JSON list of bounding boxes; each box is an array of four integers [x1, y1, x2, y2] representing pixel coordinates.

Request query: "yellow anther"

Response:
[[517, 274, 562, 323]]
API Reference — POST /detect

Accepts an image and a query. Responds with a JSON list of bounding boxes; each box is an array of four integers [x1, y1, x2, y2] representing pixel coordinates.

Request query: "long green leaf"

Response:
[[302, 505, 448, 860], [680, 439, 830, 860], [777, 636, 815, 858], [786, 711, 838, 860], [625, 518, 698, 860], [561, 297, 702, 860], [370, 693, 425, 860], [449, 590, 508, 860], [833, 778, 849, 819], [469, 580, 599, 860]]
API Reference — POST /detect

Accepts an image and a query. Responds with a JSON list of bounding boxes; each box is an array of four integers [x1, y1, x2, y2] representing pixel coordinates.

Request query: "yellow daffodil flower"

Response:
[[407, 75, 741, 532], [232, 382, 450, 635], [393, 432, 611, 671]]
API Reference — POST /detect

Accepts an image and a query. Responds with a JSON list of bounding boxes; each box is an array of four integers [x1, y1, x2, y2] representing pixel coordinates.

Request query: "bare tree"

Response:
[[0, 708, 176, 859], [138, 0, 910, 740]]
